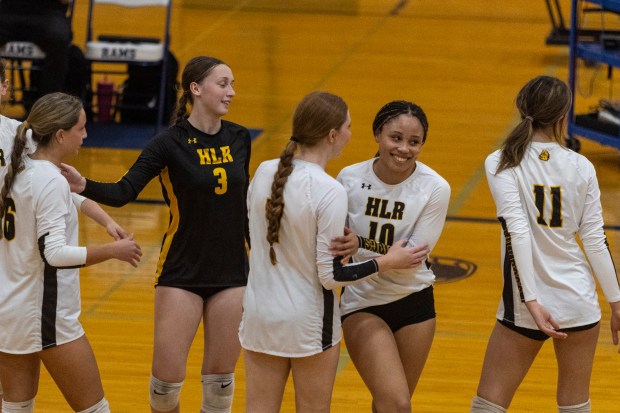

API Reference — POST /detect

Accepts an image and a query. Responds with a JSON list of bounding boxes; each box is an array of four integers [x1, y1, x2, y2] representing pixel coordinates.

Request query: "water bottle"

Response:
[[97, 77, 114, 123]]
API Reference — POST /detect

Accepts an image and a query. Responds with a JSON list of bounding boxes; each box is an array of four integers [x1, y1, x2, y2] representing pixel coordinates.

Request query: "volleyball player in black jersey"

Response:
[[61, 56, 251, 413]]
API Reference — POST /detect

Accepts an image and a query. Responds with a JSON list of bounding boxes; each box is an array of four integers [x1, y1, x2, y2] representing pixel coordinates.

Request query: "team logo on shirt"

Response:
[[361, 183, 372, 190], [364, 197, 404, 220], [196, 146, 233, 165], [538, 149, 550, 161], [188, 137, 197, 144]]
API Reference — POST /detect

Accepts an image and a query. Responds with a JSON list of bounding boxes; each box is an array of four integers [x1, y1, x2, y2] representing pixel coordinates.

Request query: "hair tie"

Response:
[[290, 136, 299, 143], [22, 120, 29, 129], [524, 115, 534, 122]]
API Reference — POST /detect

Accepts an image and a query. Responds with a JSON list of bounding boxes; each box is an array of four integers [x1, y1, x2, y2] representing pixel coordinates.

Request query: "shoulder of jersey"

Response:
[[221, 119, 250, 134], [6, 116, 21, 130], [256, 158, 279, 175], [339, 159, 369, 176]]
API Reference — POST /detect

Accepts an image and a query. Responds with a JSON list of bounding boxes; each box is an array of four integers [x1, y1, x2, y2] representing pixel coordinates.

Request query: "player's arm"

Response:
[[485, 155, 537, 302], [330, 229, 389, 256], [61, 133, 169, 207], [330, 229, 427, 266], [73, 194, 128, 240], [577, 162, 620, 350], [35, 177, 86, 268], [330, 239, 429, 284], [406, 179, 450, 254], [317, 185, 427, 289], [36, 177, 142, 268]]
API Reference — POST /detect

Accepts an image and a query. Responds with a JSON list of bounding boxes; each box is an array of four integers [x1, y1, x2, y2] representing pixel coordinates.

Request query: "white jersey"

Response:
[[338, 159, 450, 315], [485, 142, 620, 330], [239, 158, 351, 357], [0, 157, 87, 353]]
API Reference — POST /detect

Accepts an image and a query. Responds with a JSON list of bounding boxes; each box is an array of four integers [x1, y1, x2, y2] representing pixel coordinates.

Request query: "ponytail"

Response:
[[496, 76, 571, 174], [173, 91, 189, 125], [0, 123, 29, 220], [496, 117, 534, 173]]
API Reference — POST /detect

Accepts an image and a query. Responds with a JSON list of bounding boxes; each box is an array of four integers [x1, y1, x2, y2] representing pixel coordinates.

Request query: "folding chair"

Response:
[[0, 1, 75, 111], [84, 0, 173, 127]]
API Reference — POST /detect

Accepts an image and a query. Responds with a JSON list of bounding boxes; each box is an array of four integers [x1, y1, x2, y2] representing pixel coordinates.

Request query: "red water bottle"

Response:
[[97, 77, 114, 123]]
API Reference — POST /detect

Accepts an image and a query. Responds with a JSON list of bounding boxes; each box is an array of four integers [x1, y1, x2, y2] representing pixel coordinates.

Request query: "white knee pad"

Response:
[[201, 373, 234, 413], [558, 399, 591, 413], [470, 396, 507, 413], [2, 398, 35, 413], [149, 375, 183, 412], [75, 397, 110, 413]]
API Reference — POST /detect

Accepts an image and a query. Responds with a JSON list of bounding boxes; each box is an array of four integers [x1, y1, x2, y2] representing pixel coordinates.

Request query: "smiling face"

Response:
[[191, 64, 235, 118], [373, 113, 425, 184]]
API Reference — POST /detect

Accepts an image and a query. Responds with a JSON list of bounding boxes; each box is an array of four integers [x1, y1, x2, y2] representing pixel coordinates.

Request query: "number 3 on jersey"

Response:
[[533, 184, 562, 227], [213, 167, 227, 195], [1, 197, 16, 241]]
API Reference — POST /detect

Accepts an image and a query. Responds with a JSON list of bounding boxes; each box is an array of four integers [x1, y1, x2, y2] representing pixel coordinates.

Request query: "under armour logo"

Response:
[[221, 380, 233, 388], [188, 138, 197, 144], [361, 183, 372, 190]]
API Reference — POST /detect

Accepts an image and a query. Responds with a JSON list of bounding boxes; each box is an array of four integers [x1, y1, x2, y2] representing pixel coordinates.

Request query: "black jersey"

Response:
[[82, 119, 251, 287]]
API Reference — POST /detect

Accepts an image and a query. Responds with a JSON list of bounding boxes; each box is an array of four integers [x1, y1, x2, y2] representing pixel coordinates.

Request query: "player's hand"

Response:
[[60, 163, 87, 193], [330, 227, 359, 264], [378, 240, 429, 272], [525, 300, 567, 339], [112, 234, 143, 267], [106, 221, 129, 241]]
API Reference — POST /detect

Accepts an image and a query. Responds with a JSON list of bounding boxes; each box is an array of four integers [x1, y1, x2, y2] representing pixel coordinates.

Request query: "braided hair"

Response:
[[265, 91, 348, 265]]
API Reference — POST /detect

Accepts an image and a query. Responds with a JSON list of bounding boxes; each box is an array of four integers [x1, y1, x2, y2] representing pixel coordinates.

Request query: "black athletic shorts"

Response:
[[341, 286, 436, 333], [156, 285, 231, 302], [498, 318, 599, 341]]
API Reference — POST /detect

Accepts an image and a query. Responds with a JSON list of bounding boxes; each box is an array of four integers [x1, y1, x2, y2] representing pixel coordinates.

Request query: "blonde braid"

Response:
[[265, 140, 297, 265]]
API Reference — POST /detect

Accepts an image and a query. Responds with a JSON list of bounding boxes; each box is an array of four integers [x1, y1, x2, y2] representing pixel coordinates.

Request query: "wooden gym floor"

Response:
[[3, 0, 620, 411]]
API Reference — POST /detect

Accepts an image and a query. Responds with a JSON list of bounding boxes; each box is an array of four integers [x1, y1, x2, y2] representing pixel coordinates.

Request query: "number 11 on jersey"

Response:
[[533, 184, 562, 228]]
